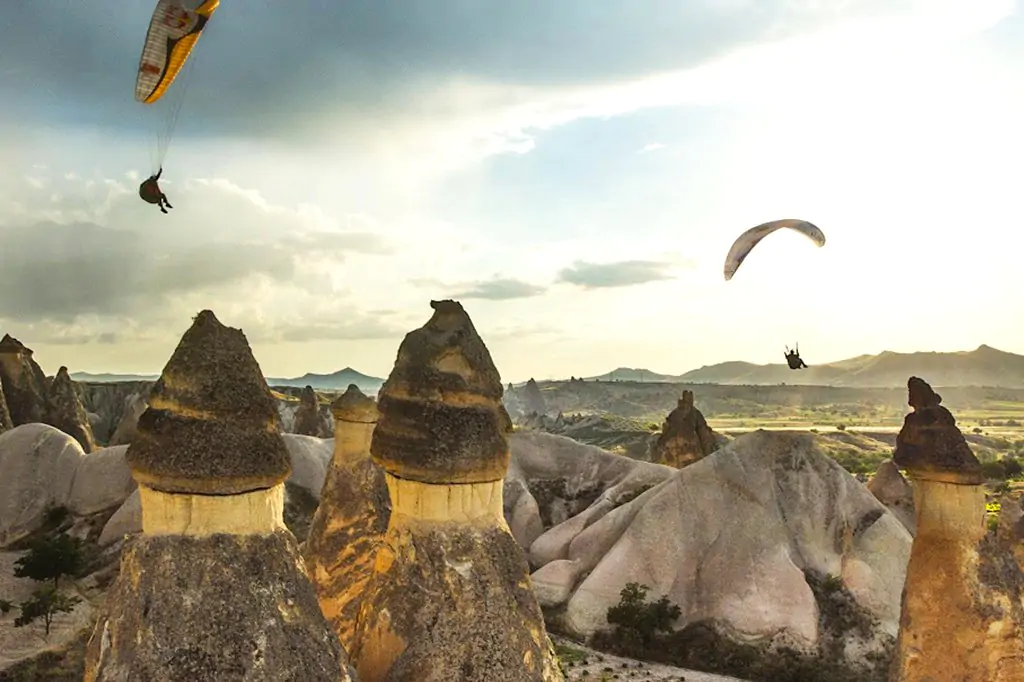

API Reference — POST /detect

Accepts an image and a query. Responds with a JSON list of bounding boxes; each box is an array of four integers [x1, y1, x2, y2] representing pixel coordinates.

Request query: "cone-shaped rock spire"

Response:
[[126, 310, 291, 495], [370, 299, 512, 484]]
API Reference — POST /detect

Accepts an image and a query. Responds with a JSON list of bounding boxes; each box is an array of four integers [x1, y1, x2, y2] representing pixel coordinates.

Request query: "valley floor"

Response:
[[553, 635, 749, 682]]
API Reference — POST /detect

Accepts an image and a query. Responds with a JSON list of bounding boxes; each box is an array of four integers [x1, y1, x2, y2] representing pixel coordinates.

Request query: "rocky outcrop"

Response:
[[0, 423, 86, 547], [84, 310, 353, 682], [0, 334, 50, 426], [350, 300, 563, 682], [651, 390, 717, 467], [868, 459, 915, 535], [0, 383, 11, 434], [293, 385, 325, 436], [305, 384, 390, 653], [76, 381, 152, 445], [523, 377, 548, 415], [108, 393, 148, 446], [890, 376, 1024, 682], [504, 431, 676, 558], [46, 366, 96, 453], [535, 429, 911, 681]]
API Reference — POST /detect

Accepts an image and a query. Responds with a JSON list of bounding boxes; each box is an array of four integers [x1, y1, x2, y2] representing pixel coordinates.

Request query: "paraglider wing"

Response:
[[723, 219, 826, 281], [135, 0, 220, 105]]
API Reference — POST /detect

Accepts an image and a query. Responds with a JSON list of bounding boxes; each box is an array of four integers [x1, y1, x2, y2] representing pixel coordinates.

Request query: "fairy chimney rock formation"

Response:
[[305, 383, 391, 653], [0, 334, 50, 426], [890, 376, 1024, 682], [293, 384, 323, 436], [84, 310, 353, 682], [46, 366, 96, 452], [523, 377, 547, 415], [351, 299, 564, 682], [652, 390, 717, 467]]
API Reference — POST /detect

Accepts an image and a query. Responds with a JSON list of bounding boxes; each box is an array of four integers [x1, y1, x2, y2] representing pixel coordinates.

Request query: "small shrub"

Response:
[[13, 586, 81, 638], [14, 532, 86, 589]]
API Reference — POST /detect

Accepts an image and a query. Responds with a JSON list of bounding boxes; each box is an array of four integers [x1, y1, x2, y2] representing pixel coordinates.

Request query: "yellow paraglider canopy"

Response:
[[135, 0, 219, 105], [134, 0, 220, 173]]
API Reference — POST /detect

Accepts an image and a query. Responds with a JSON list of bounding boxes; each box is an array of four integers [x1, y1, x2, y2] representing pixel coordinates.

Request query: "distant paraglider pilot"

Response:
[[785, 344, 808, 370], [139, 168, 173, 214]]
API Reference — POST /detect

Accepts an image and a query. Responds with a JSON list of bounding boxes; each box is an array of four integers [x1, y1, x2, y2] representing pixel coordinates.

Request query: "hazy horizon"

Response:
[[3, 1, 1024, 382], [40, 340, 1014, 385]]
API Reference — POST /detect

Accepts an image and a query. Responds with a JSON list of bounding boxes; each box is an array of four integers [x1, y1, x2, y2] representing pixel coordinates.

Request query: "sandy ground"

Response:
[[0, 551, 94, 673], [552, 635, 749, 682]]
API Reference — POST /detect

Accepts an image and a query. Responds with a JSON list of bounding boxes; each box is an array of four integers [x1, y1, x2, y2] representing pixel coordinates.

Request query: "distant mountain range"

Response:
[[586, 345, 1024, 388], [71, 366, 386, 393], [69, 344, 1024, 392]]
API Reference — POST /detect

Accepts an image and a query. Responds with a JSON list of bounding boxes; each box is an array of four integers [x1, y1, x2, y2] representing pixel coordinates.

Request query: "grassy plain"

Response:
[[511, 380, 1024, 474]]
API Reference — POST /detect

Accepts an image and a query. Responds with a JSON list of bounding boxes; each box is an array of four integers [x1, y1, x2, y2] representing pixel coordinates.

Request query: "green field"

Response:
[[511, 381, 1024, 479]]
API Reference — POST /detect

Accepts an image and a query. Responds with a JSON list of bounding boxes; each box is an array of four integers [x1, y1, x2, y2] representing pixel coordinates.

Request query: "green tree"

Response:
[[13, 532, 85, 589], [13, 586, 81, 637], [606, 582, 682, 652]]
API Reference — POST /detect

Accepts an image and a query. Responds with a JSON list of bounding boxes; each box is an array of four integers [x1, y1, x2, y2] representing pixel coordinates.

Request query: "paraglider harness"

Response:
[[139, 168, 173, 214], [784, 344, 808, 370]]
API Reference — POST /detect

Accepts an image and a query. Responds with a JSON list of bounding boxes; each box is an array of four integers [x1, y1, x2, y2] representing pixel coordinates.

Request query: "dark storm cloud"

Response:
[[0, 220, 295, 320], [0, 1, 917, 137], [0, 175, 392, 324], [451, 277, 547, 300], [557, 260, 675, 289]]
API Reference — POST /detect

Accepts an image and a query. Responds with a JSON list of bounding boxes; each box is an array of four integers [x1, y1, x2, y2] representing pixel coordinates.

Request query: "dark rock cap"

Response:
[[0, 334, 31, 355], [126, 310, 292, 495], [371, 300, 512, 484], [330, 384, 379, 423], [894, 376, 982, 484]]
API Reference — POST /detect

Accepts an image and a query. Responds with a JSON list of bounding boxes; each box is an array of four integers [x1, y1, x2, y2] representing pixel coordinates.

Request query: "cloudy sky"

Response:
[[2, 0, 1023, 382]]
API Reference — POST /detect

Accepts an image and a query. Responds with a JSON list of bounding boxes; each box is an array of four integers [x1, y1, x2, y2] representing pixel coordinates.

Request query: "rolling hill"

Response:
[[266, 367, 385, 392], [676, 345, 1024, 388], [584, 367, 678, 382], [72, 366, 386, 392]]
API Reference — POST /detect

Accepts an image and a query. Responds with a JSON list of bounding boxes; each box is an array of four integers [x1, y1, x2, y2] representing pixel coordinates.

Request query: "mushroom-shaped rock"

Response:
[[46, 366, 97, 453], [370, 299, 512, 485], [351, 300, 563, 682], [891, 376, 1024, 682], [84, 310, 352, 682], [0, 334, 50, 426], [305, 384, 390, 653], [894, 376, 983, 484], [651, 390, 717, 468], [125, 309, 292, 495], [293, 384, 323, 436]]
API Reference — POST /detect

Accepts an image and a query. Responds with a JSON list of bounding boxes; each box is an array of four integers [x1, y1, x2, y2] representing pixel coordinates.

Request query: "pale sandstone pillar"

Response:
[[350, 299, 565, 682], [305, 383, 390, 652], [890, 376, 1024, 682]]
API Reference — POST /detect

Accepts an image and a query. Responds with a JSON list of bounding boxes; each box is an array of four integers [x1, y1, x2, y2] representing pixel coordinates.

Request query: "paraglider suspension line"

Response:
[[149, 46, 202, 175]]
